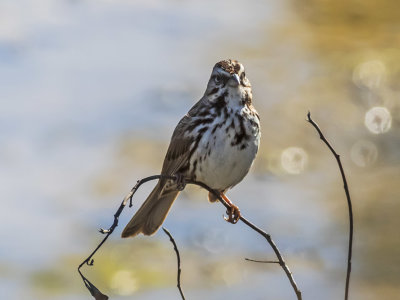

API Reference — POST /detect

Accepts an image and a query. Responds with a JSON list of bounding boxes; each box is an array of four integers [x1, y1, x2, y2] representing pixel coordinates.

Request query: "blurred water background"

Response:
[[1, 0, 399, 299]]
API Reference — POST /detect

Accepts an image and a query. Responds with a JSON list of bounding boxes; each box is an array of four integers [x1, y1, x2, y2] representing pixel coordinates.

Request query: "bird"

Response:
[[121, 59, 260, 238]]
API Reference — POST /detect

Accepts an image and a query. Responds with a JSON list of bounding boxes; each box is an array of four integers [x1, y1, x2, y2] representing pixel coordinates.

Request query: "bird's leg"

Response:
[[174, 173, 186, 191], [220, 193, 241, 224]]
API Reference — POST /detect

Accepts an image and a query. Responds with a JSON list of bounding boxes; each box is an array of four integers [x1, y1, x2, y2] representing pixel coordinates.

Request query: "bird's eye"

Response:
[[214, 74, 222, 84]]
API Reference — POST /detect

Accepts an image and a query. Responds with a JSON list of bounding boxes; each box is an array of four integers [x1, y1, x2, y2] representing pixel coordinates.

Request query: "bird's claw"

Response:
[[175, 174, 186, 191], [224, 205, 240, 224]]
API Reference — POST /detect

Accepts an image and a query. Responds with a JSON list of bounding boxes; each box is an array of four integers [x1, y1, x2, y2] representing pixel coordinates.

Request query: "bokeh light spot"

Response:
[[353, 60, 386, 89], [110, 270, 138, 296], [350, 140, 378, 167], [364, 106, 392, 134], [281, 147, 308, 174]]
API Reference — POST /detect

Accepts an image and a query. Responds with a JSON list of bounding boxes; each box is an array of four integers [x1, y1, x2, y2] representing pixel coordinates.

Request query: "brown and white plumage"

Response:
[[121, 59, 260, 238]]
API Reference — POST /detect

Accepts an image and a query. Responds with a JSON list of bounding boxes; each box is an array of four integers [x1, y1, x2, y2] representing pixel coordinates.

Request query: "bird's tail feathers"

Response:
[[121, 181, 179, 238]]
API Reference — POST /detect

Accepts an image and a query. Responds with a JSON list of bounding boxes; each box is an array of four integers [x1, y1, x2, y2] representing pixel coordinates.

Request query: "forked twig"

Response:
[[163, 227, 185, 300], [78, 175, 302, 300], [77, 176, 162, 299], [197, 179, 302, 300], [307, 111, 353, 300]]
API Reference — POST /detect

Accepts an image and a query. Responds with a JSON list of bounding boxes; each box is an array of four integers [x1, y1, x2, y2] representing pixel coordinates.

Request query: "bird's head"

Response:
[[205, 59, 252, 108]]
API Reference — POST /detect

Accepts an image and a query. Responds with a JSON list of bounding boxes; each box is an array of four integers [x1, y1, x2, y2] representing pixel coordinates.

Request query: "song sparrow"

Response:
[[121, 59, 260, 238]]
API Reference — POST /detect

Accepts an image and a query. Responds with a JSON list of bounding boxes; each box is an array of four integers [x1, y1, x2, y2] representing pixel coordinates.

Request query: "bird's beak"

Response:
[[229, 73, 241, 87]]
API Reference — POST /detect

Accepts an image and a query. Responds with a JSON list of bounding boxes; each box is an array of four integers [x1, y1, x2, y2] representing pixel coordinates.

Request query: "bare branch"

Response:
[[163, 227, 185, 300], [307, 111, 354, 300], [78, 175, 302, 300]]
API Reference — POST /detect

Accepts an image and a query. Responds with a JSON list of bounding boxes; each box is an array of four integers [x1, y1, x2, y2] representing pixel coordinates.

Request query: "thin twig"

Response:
[[77, 177, 160, 299], [163, 227, 185, 300], [245, 258, 280, 264], [78, 175, 302, 300], [307, 111, 353, 300], [191, 179, 302, 300]]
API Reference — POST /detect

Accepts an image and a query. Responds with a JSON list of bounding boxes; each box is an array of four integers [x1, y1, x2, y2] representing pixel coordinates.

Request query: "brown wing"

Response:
[[160, 98, 205, 178], [161, 116, 193, 176]]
